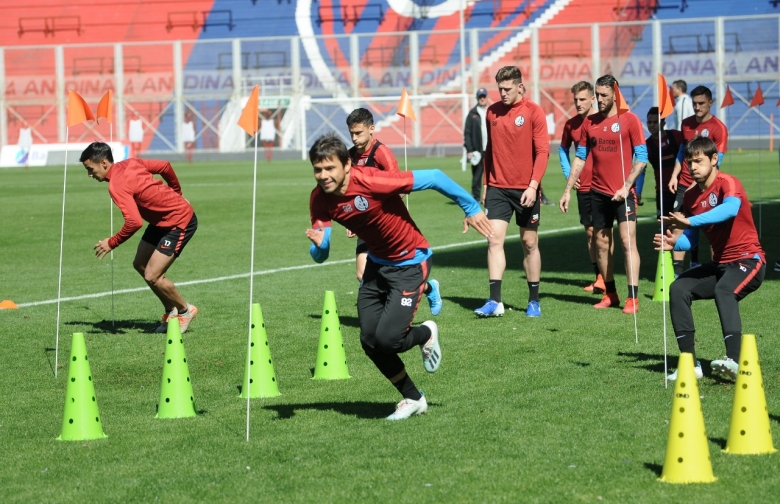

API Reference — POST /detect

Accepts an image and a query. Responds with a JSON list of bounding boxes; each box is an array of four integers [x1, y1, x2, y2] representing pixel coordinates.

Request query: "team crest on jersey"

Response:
[[515, 116, 525, 127], [357, 159, 366, 166], [611, 123, 620, 133], [700, 129, 710, 137], [708, 193, 718, 207], [354, 195, 369, 211]]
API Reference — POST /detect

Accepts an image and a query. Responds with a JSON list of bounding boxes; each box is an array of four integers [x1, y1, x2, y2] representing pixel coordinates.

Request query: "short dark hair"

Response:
[[346, 108, 374, 128], [595, 74, 618, 89], [647, 106, 665, 127], [309, 133, 349, 166], [495, 66, 522, 84], [672, 80, 687, 93], [571, 81, 594, 95], [79, 142, 114, 164], [689, 85, 712, 101], [685, 136, 719, 163]]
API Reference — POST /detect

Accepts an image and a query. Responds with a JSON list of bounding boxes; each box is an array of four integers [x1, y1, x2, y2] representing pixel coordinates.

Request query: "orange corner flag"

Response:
[[657, 74, 674, 120], [721, 86, 735, 108], [96, 90, 112, 124], [397, 88, 417, 122], [614, 82, 630, 115], [750, 85, 765, 108], [67, 90, 95, 127], [238, 85, 260, 136]]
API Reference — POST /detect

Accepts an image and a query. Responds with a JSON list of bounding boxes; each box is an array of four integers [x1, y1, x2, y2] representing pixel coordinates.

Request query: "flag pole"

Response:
[[109, 122, 115, 329], [658, 111, 669, 388], [246, 128, 258, 442], [403, 115, 409, 209], [55, 129, 70, 378]]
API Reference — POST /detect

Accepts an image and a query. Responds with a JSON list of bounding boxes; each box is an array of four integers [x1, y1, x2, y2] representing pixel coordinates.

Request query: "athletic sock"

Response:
[[627, 285, 638, 299], [592, 262, 600, 278], [605, 280, 617, 294], [179, 307, 189, 315], [393, 373, 422, 401], [691, 246, 700, 263], [673, 260, 684, 276], [528, 281, 540, 303], [675, 331, 696, 362], [409, 325, 432, 347], [724, 332, 742, 362], [489, 279, 502, 303], [423, 282, 432, 295]]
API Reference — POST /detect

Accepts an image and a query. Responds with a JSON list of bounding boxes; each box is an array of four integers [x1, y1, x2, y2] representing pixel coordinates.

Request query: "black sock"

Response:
[[724, 332, 742, 362], [691, 246, 699, 263], [424, 282, 432, 295], [393, 373, 422, 401], [673, 260, 683, 276], [675, 332, 696, 362], [627, 285, 638, 299], [489, 279, 502, 303], [179, 307, 188, 315], [605, 280, 617, 294], [592, 262, 600, 277], [528, 281, 540, 303]]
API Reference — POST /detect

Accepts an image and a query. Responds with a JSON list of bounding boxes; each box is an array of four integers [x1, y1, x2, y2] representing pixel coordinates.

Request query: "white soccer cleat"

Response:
[[420, 320, 441, 373], [666, 361, 703, 381], [386, 394, 428, 421], [711, 357, 739, 380], [177, 303, 199, 333]]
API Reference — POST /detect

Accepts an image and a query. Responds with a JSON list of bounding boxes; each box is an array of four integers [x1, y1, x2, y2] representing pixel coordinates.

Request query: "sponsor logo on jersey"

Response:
[[342, 203, 353, 213], [708, 193, 718, 207], [515, 115, 525, 127], [611, 123, 620, 133], [492, 120, 498, 126], [354, 195, 369, 211], [358, 159, 366, 165]]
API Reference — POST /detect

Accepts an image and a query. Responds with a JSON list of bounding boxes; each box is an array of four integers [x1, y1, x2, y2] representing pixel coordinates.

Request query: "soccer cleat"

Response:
[[622, 297, 639, 314], [584, 274, 606, 293], [594, 293, 620, 309], [426, 279, 443, 316], [690, 261, 701, 269], [177, 303, 199, 333], [711, 357, 739, 380], [667, 361, 703, 381], [774, 260, 780, 272], [386, 394, 428, 420], [526, 300, 541, 317], [155, 308, 177, 333], [474, 299, 504, 317], [420, 321, 441, 373]]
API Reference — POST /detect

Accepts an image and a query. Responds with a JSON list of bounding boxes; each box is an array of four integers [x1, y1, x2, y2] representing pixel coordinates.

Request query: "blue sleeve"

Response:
[[718, 152, 724, 165], [673, 228, 699, 251], [308, 226, 332, 263], [575, 145, 588, 161], [633, 144, 648, 163], [676, 143, 685, 163], [412, 169, 482, 217], [559, 145, 571, 179], [688, 196, 740, 227]]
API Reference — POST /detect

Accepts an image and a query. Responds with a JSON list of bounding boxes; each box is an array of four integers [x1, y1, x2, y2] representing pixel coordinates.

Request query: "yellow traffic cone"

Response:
[[313, 291, 350, 380], [659, 353, 717, 483], [652, 250, 676, 302], [156, 317, 197, 418], [57, 333, 107, 441], [239, 303, 280, 398], [723, 334, 777, 455]]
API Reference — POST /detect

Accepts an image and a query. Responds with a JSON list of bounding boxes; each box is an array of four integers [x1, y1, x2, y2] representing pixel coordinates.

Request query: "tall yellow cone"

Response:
[[652, 250, 676, 302], [239, 303, 280, 398], [723, 334, 777, 455], [313, 291, 351, 380], [156, 317, 197, 419], [57, 333, 107, 441], [659, 353, 717, 483]]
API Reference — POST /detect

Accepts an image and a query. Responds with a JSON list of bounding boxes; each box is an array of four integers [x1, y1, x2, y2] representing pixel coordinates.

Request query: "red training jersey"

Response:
[[580, 111, 645, 196], [560, 114, 593, 192], [309, 166, 429, 262], [106, 159, 194, 249], [682, 171, 764, 264], [350, 138, 399, 173], [483, 97, 549, 189], [679, 115, 728, 188], [646, 130, 684, 191]]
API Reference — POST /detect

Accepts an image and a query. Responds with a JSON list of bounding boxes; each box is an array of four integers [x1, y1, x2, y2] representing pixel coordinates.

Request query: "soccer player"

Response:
[[669, 85, 729, 269], [654, 137, 765, 380], [346, 108, 443, 316], [80, 142, 199, 333], [474, 65, 549, 318], [646, 107, 686, 276], [559, 80, 607, 293], [559, 75, 648, 314], [306, 134, 492, 420]]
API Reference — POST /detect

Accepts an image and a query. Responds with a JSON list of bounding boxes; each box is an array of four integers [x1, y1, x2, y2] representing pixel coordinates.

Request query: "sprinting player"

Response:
[[669, 85, 729, 269], [306, 134, 492, 420], [346, 108, 442, 316], [474, 65, 549, 318], [559, 75, 648, 314], [655, 137, 765, 380], [80, 142, 199, 333], [646, 107, 686, 276], [559, 80, 607, 293]]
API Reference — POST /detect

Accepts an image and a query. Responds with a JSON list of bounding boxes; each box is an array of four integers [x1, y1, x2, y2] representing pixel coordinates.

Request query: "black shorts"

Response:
[[141, 213, 198, 257], [484, 187, 541, 228], [355, 237, 369, 255], [590, 190, 637, 229], [576, 190, 593, 227]]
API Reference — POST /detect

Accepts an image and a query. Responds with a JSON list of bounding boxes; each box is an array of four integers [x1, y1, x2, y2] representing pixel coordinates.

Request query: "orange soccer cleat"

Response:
[[594, 293, 620, 309], [622, 297, 639, 314]]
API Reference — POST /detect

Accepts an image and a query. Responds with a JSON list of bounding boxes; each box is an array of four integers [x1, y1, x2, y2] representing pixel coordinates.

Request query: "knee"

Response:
[[143, 270, 163, 286], [132, 259, 146, 275], [669, 281, 689, 304], [373, 330, 403, 354]]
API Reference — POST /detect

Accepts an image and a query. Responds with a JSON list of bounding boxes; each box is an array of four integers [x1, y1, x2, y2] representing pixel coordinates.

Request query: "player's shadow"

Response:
[[617, 351, 672, 375], [708, 437, 727, 450], [769, 414, 780, 425], [642, 462, 663, 477], [445, 295, 522, 313], [543, 292, 603, 306], [307, 313, 360, 329], [64, 319, 158, 334], [263, 401, 431, 420]]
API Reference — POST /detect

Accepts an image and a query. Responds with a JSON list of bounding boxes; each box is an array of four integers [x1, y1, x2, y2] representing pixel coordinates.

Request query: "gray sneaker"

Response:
[[711, 357, 739, 380], [420, 321, 441, 373]]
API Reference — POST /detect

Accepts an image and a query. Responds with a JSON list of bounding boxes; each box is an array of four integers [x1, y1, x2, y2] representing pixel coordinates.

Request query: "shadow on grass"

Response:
[[643, 462, 663, 477], [617, 351, 670, 375], [709, 437, 727, 450], [263, 401, 414, 420], [769, 414, 780, 425], [444, 295, 524, 313], [543, 292, 603, 306], [64, 319, 158, 334], [307, 313, 360, 329]]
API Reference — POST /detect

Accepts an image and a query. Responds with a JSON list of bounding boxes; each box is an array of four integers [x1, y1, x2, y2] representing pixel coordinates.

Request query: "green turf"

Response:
[[1, 152, 779, 502]]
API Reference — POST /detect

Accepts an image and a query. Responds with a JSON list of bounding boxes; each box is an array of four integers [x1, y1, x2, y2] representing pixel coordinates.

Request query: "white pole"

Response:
[[246, 130, 259, 442], [658, 114, 669, 388], [616, 112, 639, 345], [55, 129, 70, 377], [110, 123, 115, 328]]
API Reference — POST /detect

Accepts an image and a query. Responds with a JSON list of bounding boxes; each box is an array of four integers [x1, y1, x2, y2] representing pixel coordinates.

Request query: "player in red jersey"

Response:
[[80, 142, 199, 333], [655, 137, 765, 381], [474, 66, 549, 318], [669, 85, 729, 269], [559, 75, 648, 314], [559, 80, 608, 293], [306, 134, 492, 420]]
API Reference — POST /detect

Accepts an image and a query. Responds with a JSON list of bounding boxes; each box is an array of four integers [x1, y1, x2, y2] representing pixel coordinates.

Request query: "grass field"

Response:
[[1, 150, 780, 502]]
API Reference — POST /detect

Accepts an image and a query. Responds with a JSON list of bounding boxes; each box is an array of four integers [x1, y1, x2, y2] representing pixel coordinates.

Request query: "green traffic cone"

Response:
[[239, 303, 280, 398], [313, 291, 350, 380], [57, 333, 107, 441], [653, 250, 676, 302], [156, 317, 196, 419]]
